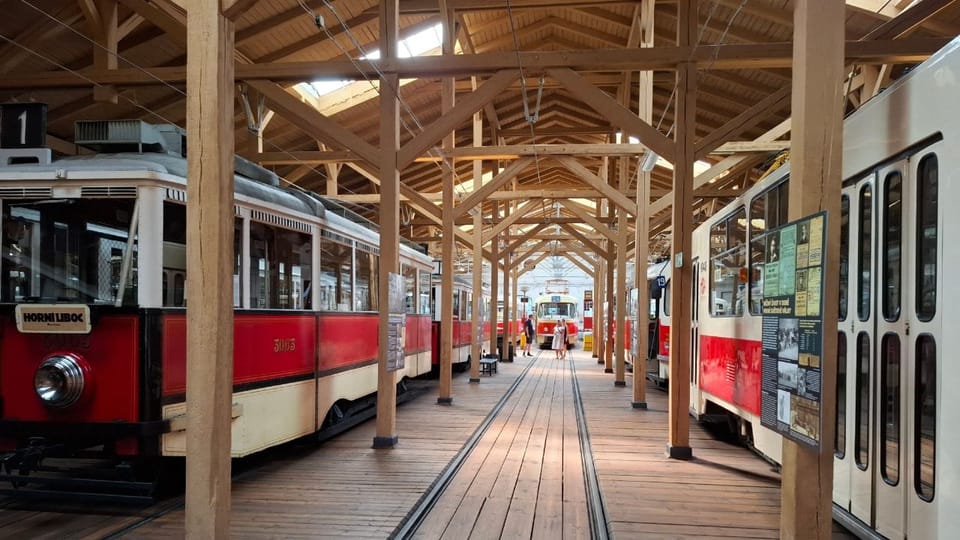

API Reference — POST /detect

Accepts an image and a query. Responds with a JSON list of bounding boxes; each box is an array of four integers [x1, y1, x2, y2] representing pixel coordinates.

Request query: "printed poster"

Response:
[[759, 213, 826, 449]]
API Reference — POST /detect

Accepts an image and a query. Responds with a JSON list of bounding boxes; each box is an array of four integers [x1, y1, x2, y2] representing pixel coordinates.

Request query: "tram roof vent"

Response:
[[75, 120, 185, 156]]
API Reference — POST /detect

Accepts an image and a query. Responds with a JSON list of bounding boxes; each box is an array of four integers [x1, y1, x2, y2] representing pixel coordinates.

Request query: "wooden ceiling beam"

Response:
[[694, 84, 791, 160], [4, 39, 949, 90], [453, 157, 535, 218], [561, 200, 616, 241], [554, 156, 637, 215]]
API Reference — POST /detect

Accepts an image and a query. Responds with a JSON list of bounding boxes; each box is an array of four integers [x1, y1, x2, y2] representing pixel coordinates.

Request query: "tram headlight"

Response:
[[34, 354, 85, 408]]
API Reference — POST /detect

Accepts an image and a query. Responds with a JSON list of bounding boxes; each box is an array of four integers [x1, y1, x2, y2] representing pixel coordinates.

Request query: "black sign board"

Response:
[[759, 212, 826, 450], [1, 103, 48, 149]]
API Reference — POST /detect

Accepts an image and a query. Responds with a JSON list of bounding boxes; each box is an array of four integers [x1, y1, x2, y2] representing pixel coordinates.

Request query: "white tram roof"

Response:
[[647, 260, 670, 280]]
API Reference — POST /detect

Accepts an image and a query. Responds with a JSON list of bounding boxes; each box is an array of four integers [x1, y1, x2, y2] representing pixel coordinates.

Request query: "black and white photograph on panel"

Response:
[[777, 317, 799, 361], [777, 389, 791, 424], [777, 360, 799, 390]]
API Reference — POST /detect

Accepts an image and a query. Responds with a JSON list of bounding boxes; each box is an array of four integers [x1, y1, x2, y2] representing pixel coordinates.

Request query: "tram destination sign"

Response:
[[759, 212, 826, 450], [15, 304, 92, 334]]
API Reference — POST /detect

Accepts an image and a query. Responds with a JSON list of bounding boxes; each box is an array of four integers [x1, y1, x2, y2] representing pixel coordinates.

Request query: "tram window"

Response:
[[355, 244, 378, 312], [402, 264, 417, 314], [319, 236, 352, 311], [748, 179, 790, 315], [882, 172, 902, 321], [249, 223, 311, 309], [452, 290, 461, 319], [835, 332, 846, 458], [916, 154, 938, 322], [839, 195, 849, 321], [880, 333, 900, 485], [419, 271, 431, 315], [855, 332, 870, 470], [857, 185, 872, 321], [662, 281, 670, 316], [915, 335, 936, 502], [1, 199, 140, 305], [465, 292, 473, 321], [234, 219, 242, 308], [709, 208, 746, 317]]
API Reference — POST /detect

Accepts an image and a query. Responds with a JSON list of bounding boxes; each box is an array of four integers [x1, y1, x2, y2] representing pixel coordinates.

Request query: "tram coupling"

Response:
[[0, 438, 156, 504]]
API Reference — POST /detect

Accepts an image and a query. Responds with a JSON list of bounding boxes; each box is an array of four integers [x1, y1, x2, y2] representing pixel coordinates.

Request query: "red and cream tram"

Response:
[[532, 293, 579, 349], [626, 261, 671, 385], [0, 120, 435, 481], [683, 37, 959, 540], [430, 274, 491, 371]]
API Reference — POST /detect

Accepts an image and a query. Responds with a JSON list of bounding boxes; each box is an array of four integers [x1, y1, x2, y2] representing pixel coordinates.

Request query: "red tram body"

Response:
[[0, 121, 436, 478]]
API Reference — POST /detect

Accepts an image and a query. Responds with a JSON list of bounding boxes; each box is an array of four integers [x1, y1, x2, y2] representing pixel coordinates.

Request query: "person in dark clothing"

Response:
[[524, 314, 535, 356]]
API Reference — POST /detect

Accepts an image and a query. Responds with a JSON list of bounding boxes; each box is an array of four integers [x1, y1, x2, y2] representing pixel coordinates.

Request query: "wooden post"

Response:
[[633, 0, 655, 409], [595, 246, 605, 363], [373, 0, 401, 449], [604, 235, 615, 373], [438, 4, 455, 405], [782, 0, 842, 537], [490, 203, 501, 360], [471, 102, 484, 382], [614, 160, 628, 386], [185, 2, 234, 537], [666, 0, 695, 460], [91, 0, 118, 103]]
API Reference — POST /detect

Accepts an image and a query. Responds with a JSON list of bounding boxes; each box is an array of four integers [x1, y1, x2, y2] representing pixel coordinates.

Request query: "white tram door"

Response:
[[838, 151, 942, 539], [873, 161, 909, 538], [902, 149, 940, 539], [845, 173, 877, 526]]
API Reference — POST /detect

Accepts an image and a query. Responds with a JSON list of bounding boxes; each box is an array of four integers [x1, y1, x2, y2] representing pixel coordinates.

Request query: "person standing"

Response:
[[552, 321, 564, 359], [559, 318, 569, 360], [524, 314, 535, 356]]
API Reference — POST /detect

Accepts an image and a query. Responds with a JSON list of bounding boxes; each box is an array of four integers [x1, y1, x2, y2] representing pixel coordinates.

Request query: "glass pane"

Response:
[[234, 219, 242, 308], [2, 199, 139, 305], [777, 180, 790, 225], [419, 271, 432, 315], [354, 247, 378, 311], [858, 184, 872, 321], [749, 235, 765, 315], [880, 333, 900, 485], [835, 332, 847, 458], [403, 264, 417, 314], [916, 155, 937, 322], [915, 335, 936, 501], [855, 332, 870, 470], [710, 220, 727, 256], [839, 195, 849, 321], [882, 172, 902, 321], [319, 237, 352, 311]]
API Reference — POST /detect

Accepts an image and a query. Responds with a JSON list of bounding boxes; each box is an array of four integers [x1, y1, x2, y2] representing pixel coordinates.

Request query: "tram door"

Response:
[[842, 173, 876, 526], [837, 149, 942, 539], [690, 259, 700, 386]]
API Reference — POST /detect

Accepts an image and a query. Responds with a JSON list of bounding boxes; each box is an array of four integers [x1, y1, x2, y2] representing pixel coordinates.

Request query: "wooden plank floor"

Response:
[[0, 348, 857, 539]]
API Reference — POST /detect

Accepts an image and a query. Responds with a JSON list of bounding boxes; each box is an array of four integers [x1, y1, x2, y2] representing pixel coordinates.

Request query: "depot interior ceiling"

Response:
[[1, 0, 958, 261]]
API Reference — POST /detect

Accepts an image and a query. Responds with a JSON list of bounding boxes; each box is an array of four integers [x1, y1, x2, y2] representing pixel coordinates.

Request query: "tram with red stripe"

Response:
[[0, 119, 434, 493], [430, 274, 491, 371], [684, 38, 959, 540]]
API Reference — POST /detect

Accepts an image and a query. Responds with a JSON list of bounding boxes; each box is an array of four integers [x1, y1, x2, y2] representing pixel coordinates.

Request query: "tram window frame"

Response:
[[354, 243, 379, 312], [839, 195, 850, 321], [319, 235, 353, 312], [914, 334, 936, 502], [882, 171, 902, 322], [748, 179, 789, 315], [835, 332, 846, 459], [916, 154, 938, 322], [857, 184, 873, 322], [402, 264, 417, 314], [709, 207, 746, 318], [418, 270, 431, 315], [880, 333, 900, 486], [248, 222, 311, 310]]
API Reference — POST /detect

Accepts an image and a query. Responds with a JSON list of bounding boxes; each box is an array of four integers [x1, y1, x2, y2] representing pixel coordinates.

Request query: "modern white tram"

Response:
[[686, 37, 960, 539]]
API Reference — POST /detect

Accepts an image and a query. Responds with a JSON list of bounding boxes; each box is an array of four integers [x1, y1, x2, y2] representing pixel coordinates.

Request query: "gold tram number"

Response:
[[273, 338, 297, 353]]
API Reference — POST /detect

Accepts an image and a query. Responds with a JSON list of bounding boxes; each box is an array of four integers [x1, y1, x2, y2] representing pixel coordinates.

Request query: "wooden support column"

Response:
[[91, 0, 119, 103], [470, 107, 488, 382], [489, 216, 500, 359], [438, 3, 456, 405], [666, 0, 696, 461], [373, 0, 401, 448], [633, 0, 655, 409], [782, 0, 843, 537], [184, 2, 234, 537], [604, 203, 615, 373], [614, 157, 628, 386]]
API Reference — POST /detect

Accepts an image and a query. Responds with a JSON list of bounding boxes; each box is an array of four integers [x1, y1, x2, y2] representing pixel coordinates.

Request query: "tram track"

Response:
[[393, 352, 611, 540]]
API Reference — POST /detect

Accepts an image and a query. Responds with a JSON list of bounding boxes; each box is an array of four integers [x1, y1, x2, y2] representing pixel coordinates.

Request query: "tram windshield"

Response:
[[537, 302, 575, 318], [1, 199, 138, 305]]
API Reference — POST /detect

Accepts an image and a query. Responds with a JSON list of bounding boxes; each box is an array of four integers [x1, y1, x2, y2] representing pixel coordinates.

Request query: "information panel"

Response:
[[759, 212, 826, 449]]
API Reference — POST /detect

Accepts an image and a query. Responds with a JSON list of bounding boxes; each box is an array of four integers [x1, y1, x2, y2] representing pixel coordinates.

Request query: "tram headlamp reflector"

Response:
[[34, 355, 85, 408]]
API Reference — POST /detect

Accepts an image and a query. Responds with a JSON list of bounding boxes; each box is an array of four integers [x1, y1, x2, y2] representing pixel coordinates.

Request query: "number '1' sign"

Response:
[[1, 103, 48, 149]]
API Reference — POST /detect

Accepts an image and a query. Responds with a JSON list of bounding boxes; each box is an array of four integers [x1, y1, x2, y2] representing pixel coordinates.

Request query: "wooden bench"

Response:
[[479, 355, 498, 376]]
